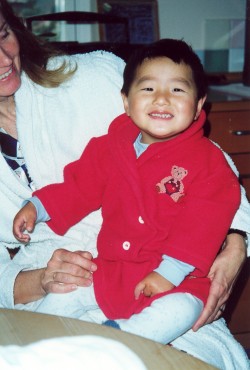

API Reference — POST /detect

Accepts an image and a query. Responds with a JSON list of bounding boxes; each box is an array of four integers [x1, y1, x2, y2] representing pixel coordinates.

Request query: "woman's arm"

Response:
[[192, 144, 250, 330], [14, 250, 97, 305], [14, 268, 46, 305], [192, 232, 247, 331]]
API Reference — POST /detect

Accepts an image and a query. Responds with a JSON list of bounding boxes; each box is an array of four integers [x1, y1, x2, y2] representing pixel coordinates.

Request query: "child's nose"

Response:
[[154, 91, 170, 105]]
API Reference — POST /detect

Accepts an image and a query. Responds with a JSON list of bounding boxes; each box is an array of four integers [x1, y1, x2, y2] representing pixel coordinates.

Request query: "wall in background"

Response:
[[12, 0, 247, 72], [157, 0, 246, 72], [91, 0, 246, 72], [157, 0, 245, 48]]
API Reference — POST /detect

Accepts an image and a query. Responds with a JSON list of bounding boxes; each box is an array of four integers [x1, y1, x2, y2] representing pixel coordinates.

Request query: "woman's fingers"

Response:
[[41, 249, 97, 293]]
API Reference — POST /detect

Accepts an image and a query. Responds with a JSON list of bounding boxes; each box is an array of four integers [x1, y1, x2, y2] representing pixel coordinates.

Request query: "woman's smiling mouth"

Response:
[[0, 67, 13, 80]]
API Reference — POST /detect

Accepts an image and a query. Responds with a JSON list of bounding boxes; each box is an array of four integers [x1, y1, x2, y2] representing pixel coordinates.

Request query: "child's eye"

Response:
[[142, 87, 153, 91], [173, 87, 184, 92]]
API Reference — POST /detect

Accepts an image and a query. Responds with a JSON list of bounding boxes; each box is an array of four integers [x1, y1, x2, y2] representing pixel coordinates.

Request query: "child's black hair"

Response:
[[121, 38, 207, 100]]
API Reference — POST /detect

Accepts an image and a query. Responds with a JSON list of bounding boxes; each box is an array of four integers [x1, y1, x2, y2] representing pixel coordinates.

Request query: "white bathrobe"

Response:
[[0, 51, 249, 369], [0, 51, 125, 308]]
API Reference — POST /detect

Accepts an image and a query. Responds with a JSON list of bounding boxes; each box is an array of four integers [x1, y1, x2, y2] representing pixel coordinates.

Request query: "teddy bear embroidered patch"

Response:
[[156, 165, 188, 202]]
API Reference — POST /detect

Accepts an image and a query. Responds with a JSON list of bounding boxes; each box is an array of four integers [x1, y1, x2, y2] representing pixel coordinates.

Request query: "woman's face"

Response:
[[0, 12, 21, 100]]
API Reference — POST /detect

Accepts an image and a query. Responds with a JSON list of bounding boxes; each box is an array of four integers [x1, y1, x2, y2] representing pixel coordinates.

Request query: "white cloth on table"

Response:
[[0, 335, 147, 370]]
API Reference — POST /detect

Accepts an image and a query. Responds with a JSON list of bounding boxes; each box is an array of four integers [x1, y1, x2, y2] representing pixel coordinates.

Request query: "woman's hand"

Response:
[[192, 233, 247, 331], [14, 249, 97, 304], [41, 249, 97, 294], [134, 271, 174, 299]]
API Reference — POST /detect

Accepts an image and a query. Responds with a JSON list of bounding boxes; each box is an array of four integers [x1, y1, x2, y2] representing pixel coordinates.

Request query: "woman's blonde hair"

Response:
[[0, 0, 75, 88]]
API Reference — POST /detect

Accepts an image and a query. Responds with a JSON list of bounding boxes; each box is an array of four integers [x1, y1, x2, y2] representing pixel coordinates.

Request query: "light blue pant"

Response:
[[35, 285, 203, 344]]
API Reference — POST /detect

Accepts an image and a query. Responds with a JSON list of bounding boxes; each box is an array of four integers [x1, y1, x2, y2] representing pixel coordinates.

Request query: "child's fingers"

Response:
[[23, 234, 31, 242], [26, 218, 36, 233], [13, 220, 23, 238], [17, 234, 30, 243], [13, 218, 30, 242], [16, 227, 31, 242], [134, 281, 145, 299]]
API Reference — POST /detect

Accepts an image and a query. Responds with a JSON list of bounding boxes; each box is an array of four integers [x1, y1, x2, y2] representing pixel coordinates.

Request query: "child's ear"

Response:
[[194, 95, 207, 120], [121, 92, 130, 116]]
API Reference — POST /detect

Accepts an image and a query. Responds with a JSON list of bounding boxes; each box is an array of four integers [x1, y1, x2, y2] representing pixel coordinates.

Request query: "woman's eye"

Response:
[[2, 31, 9, 39], [0, 27, 10, 40]]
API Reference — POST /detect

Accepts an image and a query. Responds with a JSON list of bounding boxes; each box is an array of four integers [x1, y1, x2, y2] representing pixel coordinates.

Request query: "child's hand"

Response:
[[13, 202, 37, 243], [134, 271, 175, 299]]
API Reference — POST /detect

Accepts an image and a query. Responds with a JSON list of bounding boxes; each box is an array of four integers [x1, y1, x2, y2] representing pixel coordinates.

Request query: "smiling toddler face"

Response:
[[122, 57, 205, 144]]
